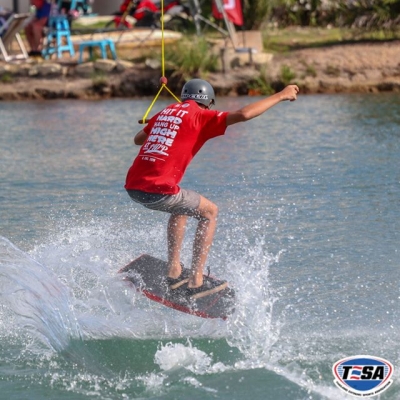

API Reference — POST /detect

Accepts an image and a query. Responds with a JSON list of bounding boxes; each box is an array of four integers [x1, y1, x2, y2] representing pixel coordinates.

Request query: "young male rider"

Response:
[[125, 79, 299, 299]]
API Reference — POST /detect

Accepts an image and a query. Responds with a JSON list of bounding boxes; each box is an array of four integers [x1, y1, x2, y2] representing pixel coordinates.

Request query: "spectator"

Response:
[[24, 0, 51, 56]]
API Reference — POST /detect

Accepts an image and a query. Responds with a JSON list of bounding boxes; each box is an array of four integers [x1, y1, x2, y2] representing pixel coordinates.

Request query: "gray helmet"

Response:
[[181, 79, 215, 108]]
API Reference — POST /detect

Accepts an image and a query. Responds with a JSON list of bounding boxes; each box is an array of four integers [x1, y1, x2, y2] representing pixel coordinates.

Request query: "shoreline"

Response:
[[1, 40, 399, 100]]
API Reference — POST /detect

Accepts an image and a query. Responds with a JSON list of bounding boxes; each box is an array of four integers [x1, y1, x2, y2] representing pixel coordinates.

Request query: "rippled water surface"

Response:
[[1, 94, 399, 399]]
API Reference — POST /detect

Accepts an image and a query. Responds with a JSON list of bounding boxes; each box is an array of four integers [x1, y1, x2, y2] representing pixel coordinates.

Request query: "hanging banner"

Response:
[[212, 0, 243, 26]]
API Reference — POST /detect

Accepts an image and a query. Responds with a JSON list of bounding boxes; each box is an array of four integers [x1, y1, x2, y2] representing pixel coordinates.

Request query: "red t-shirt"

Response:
[[125, 100, 228, 195]]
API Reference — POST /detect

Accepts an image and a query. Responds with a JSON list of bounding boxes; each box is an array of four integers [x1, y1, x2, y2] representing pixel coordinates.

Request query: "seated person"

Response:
[[112, 0, 137, 29], [134, 0, 158, 27], [24, 0, 51, 56]]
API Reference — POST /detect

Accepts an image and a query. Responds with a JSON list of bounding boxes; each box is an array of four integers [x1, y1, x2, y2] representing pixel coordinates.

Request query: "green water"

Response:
[[1, 94, 399, 399]]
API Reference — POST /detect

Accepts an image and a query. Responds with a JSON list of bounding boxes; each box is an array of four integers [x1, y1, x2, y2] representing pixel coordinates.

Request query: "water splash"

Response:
[[154, 341, 225, 374], [0, 216, 313, 398], [0, 236, 80, 352], [1, 206, 287, 347], [28, 216, 231, 340], [224, 237, 285, 362]]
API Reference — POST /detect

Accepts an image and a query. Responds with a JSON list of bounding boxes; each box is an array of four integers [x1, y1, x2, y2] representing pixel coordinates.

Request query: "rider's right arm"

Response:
[[225, 85, 299, 126]]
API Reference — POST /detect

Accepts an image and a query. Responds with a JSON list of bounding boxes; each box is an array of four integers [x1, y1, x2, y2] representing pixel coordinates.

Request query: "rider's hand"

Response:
[[279, 85, 299, 102]]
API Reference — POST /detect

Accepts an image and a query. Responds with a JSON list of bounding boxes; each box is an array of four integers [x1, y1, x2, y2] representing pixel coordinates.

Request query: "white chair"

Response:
[[0, 13, 31, 62]]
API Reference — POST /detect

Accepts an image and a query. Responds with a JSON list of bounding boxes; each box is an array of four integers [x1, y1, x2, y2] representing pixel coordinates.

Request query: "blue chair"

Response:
[[78, 39, 117, 63], [43, 15, 75, 59]]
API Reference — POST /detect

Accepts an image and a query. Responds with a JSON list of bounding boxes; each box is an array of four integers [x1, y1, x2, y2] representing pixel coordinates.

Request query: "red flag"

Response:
[[212, 0, 243, 26]]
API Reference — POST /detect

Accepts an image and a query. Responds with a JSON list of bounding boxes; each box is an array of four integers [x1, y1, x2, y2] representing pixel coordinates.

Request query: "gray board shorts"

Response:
[[127, 188, 201, 218]]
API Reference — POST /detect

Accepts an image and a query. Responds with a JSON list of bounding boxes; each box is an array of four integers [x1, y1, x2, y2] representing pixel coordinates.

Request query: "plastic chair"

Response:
[[42, 15, 75, 59], [78, 39, 117, 63]]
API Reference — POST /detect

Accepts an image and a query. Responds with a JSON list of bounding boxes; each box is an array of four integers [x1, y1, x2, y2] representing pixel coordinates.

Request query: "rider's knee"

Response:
[[210, 203, 219, 219], [198, 203, 218, 222]]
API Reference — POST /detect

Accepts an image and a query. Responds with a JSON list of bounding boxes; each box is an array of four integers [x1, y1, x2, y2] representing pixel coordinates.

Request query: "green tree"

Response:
[[336, 0, 400, 29], [239, 0, 400, 29], [242, 0, 275, 29], [283, 0, 322, 26]]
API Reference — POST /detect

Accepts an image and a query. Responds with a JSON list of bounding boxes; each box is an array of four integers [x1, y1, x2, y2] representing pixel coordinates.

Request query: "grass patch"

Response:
[[248, 68, 274, 95], [164, 36, 219, 78], [280, 65, 296, 85], [91, 70, 108, 90], [299, 59, 317, 78], [263, 27, 348, 52], [263, 26, 400, 53], [324, 65, 341, 77], [71, 18, 111, 33], [304, 64, 317, 78], [0, 73, 13, 84]]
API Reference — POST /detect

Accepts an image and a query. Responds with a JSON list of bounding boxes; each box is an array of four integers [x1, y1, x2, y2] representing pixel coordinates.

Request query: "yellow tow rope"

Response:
[[139, 0, 181, 124]]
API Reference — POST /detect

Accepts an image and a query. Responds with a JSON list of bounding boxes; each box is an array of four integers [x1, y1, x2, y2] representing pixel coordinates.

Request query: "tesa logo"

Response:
[[333, 355, 394, 397]]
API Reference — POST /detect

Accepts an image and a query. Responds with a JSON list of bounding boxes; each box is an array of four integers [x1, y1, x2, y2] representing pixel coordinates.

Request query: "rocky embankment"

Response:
[[0, 40, 399, 100]]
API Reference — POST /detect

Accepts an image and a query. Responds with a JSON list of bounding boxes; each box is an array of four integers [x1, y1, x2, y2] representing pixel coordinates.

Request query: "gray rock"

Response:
[[116, 59, 135, 72], [94, 59, 117, 73], [75, 62, 95, 77], [28, 62, 63, 77], [145, 58, 161, 70]]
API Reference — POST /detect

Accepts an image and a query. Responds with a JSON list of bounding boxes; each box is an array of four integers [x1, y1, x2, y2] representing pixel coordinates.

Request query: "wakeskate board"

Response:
[[118, 254, 235, 320]]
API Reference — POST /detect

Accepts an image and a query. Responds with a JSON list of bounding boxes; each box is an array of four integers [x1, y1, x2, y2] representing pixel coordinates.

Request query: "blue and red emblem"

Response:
[[333, 355, 394, 397]]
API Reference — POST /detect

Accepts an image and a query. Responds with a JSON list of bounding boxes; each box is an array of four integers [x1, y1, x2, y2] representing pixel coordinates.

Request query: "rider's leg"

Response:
[[188, 196, 218, 288], [167, 214, 188, 279]]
